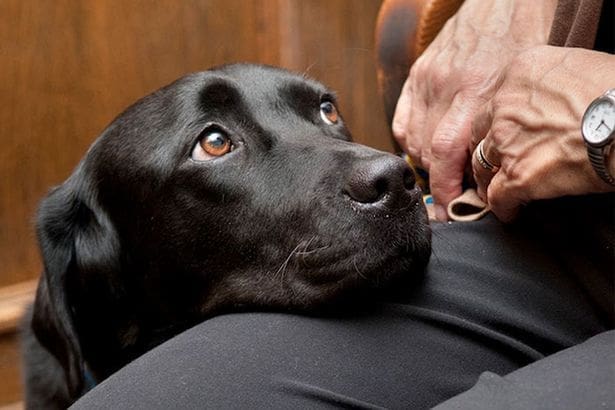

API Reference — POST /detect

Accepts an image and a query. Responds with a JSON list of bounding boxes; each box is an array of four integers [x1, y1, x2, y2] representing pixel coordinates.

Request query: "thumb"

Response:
[[429, 97, 477, 218], [487, 171, 523, 223]]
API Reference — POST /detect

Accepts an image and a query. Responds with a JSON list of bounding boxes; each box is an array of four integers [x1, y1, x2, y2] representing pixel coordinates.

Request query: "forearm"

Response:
[[457, 0, 558, 46], [509, 0, 559, 44]]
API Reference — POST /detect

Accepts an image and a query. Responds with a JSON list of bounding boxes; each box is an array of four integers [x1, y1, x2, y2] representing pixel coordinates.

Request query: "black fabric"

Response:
[[434, 330, 615, 409], [71, 195, 614, 409]]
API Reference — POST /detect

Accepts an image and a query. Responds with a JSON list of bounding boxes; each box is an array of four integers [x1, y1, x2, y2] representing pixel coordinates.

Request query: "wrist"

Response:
[[509, 0, 558, 45]]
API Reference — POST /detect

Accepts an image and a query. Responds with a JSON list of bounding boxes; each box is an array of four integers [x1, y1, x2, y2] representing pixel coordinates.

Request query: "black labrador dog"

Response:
[[21, 64, 431, 408]]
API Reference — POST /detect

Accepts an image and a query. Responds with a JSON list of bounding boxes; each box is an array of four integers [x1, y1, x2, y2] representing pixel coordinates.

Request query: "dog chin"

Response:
[[291, 231, 431, 297], [283, 254, 429, 314], [296, 207, 431, 285]]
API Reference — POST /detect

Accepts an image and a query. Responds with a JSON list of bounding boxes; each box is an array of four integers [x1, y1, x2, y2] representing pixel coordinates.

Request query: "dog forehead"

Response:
[[86, 65, 333, 182], [199, 64, 329, 107]]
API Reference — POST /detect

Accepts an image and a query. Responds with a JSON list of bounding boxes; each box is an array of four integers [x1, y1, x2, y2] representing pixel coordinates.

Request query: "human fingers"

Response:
[[392, 66, 428, 166], [469, 100, 494, 152], [429, 95, 477, 219], [392, 77, 415, 154], [471, 136, 501, 201], [469, 101, 499, 200]]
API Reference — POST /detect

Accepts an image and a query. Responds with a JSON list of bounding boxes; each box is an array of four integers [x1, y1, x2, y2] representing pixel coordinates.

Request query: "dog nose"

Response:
[[344, 155, 416, 206]]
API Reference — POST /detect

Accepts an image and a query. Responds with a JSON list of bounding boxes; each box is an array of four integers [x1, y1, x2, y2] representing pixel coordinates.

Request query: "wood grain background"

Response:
[[0, 0, 393, 290]]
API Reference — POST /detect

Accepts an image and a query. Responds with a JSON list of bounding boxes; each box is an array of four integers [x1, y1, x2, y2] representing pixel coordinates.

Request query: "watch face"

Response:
[[583, 97, 615, 146]]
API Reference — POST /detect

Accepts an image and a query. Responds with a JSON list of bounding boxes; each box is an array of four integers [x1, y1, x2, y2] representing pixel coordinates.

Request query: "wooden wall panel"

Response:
[[0, 0, 390, 289]]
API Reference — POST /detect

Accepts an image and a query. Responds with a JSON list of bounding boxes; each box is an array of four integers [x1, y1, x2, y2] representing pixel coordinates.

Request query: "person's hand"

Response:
[[470, 45, 615, 222], [392, 0, 556, 220]]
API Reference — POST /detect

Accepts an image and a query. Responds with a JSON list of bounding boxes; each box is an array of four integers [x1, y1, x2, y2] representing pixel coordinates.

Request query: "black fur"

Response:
[[21, 64, 431, 408]]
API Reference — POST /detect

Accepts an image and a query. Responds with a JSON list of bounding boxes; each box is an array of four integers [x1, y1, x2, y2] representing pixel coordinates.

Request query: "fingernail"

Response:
[[435, 205, 448, 221]]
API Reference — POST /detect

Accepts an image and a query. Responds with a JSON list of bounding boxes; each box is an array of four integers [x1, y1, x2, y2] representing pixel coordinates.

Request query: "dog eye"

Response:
[[192, 129, 233, 160], [320, 101, 339, 125]]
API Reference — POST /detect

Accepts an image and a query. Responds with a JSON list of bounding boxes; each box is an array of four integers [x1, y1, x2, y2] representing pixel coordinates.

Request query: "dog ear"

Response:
[[31, 175, 121, 397]]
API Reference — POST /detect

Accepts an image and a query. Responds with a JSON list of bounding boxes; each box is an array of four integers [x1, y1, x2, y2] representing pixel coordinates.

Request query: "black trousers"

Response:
[[72, 195, 614, 409]]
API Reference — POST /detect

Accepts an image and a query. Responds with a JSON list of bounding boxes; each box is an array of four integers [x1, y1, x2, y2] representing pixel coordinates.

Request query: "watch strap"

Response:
[[587, 145, 615, 186]]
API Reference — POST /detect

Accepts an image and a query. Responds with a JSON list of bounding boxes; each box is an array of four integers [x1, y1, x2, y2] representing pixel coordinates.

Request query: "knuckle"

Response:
[[412, 55, 450, 98], [501, 163, 529, 193], [427, 69, 449, 97], [391, 122, 421, 160], [409, 59, 425, 81], [488, 117, 510, 145]]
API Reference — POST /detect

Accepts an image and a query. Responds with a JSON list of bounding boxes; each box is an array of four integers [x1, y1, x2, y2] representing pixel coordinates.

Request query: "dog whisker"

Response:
[[352, 255, 367, 281], [295, 237, 333, 267], [294, 236, 314, 266], [303, 236, 317, 251], [274, 241, 304, 280], [294, 244, 330, 255]]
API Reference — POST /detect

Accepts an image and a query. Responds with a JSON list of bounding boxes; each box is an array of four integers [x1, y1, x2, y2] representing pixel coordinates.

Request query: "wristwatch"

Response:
[[581, 88, 615, 186]]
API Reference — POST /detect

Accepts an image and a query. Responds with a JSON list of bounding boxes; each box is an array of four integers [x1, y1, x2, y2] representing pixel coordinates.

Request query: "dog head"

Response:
[[31, 64, 431, 395]]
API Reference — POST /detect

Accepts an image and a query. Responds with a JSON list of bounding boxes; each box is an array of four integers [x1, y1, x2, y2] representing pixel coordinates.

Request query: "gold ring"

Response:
[[475, 140, 497, 172]]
